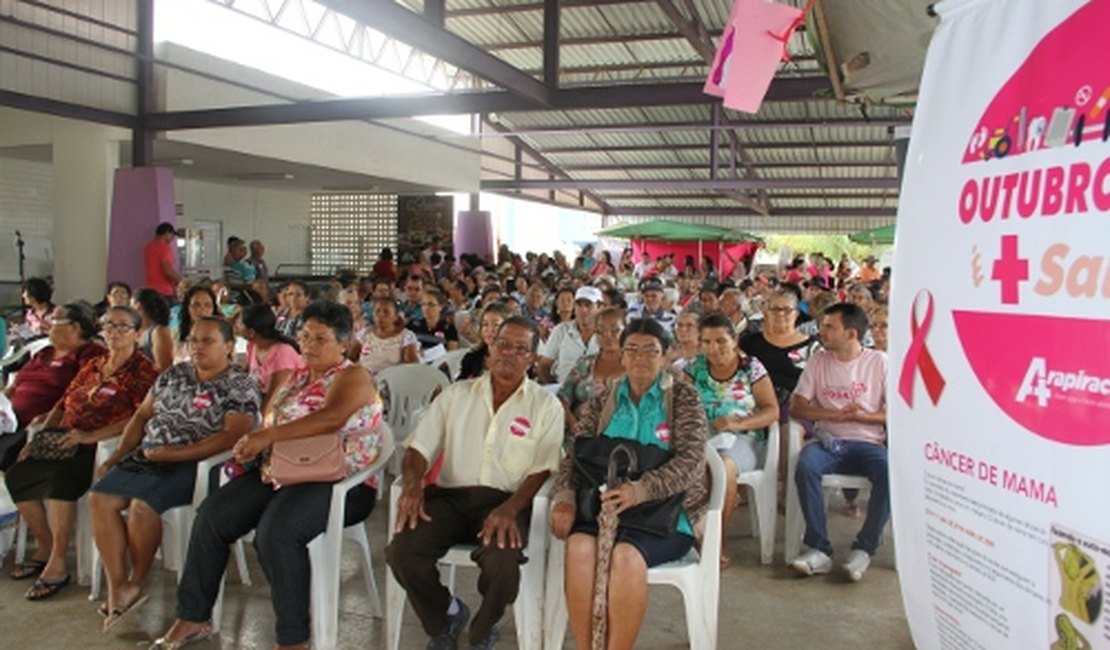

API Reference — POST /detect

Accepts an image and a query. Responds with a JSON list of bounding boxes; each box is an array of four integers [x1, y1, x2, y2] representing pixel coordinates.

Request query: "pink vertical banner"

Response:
[[704, 0, 805, 113], [108, 166, 176, 290], [454, 210, 493, 258]]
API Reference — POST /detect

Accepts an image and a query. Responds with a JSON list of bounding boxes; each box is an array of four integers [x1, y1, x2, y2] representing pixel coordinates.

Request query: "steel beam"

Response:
[[0, 89, 135, 129], [603, 192, 899, 201], [484, 30, 724, 51], [133, 0, 155, 167], [542, 140, 889, 154], [559, 161, 896, 171], [607, 206, 898, 217], [147, 78, 829, 130], [653, 0, 716, 61], [424, 0, 445, 27], [448, 0, 650, 18], [316, 0, 551, 106], [479, 117, 905, 137], [480, 178, 899, 191], [543, 0, 560, 89]]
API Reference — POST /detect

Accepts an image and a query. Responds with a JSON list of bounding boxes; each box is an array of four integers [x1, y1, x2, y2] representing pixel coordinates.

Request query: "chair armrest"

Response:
[[193, 450, 235, 507], [323, 425, 397, 544]]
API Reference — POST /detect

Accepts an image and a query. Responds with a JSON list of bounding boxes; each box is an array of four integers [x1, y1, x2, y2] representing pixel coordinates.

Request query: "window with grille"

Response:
[[309, 193, 397, 275]]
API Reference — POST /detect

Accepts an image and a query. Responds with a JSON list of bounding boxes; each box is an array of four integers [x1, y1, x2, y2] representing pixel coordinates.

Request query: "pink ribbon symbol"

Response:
[[899, 290, 946, 407]]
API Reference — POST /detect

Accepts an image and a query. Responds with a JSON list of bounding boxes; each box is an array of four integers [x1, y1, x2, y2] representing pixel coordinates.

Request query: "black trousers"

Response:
[[385, 485, 529, 645], [175, 469, 375, 645]]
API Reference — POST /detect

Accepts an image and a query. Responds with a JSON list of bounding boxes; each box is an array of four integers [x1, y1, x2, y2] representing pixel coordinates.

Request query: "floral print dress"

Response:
[[262, 360, 386, 488]]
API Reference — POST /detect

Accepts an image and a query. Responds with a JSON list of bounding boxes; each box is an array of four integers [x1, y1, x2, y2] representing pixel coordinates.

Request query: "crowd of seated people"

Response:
[[0, 241, 891, 649]]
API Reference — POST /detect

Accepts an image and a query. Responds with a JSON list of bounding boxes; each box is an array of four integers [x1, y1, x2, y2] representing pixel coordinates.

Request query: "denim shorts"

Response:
[[91, 460, 197, 514]]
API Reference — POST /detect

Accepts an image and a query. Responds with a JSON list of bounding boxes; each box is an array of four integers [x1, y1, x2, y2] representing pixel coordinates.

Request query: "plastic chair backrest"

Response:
[[375, 364, 451, 442]]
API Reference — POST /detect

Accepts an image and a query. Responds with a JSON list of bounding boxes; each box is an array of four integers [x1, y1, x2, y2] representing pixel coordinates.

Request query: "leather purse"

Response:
[[25, 427, 79, 462], [572, 436, 685, 537], [268, 433, 347, 485]]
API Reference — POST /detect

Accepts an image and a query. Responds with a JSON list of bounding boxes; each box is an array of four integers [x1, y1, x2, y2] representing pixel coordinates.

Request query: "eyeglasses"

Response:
[[494, 338, 533, 356], [622, 344, 662, 357], [102, 322, 135, 332], [675, 322, 697, 329], [596, 326, 623, 335], [187, 336, 222, 347], [766, 306, 795, 314], [872, 323, 889, 330]]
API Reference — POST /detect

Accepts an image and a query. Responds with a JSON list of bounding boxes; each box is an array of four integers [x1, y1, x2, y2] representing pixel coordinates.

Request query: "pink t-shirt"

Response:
[[246, 341, 304, 394], [794, 348, 887, 444]]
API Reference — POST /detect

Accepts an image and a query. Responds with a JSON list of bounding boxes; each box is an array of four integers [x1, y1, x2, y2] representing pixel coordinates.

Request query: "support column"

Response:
[[51, 121, 119, 303]]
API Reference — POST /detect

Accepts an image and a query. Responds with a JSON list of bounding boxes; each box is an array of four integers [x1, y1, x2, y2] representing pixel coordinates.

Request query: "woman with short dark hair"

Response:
[[20, 277, 55, 336], [551, 318, 709, 649], [1, 302, 106, 470], [4, 306, 157, 600], [90, 316, 260, 630], [151, 301, 389, 650]]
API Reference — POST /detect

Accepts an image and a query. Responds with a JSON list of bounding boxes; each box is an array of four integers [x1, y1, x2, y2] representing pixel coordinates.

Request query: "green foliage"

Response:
[[758, 233, 886, 261]]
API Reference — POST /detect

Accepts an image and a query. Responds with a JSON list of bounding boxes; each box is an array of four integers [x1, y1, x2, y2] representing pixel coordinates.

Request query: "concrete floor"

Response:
[[0, 493, 913, 649]]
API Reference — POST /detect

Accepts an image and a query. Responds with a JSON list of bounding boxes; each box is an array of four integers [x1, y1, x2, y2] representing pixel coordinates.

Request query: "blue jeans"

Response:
[[794, 439, 889, 556]]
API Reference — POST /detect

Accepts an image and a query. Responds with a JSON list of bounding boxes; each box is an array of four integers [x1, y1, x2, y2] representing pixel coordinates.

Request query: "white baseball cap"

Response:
[[574, 286, 603, 303]]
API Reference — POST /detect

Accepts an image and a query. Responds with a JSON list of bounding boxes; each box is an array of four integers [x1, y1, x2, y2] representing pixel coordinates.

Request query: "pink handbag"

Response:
[[269, 433, 347, 485]]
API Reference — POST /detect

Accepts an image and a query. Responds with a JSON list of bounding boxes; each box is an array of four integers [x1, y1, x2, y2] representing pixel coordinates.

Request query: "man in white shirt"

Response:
[[632, 252, 652, 280], [788, 303, 889, 582], [387, 316, 564, 650], [535, 286, 601, 384]]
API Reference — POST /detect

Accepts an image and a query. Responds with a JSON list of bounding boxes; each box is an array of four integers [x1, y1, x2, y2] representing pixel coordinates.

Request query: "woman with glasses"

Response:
[[151, 301, 388, 650], [1, 303, 106, 472], [685, 313, 779, 568], [667, 309, 702, 370], [550, 318, 709, 650], [90, 317, 260, 631], [557, 308, 625, 435], [4, 306, 157, 600], [868, 306, 889, 352], [409, 288, 459, 353], [739, 288, 816, 414]]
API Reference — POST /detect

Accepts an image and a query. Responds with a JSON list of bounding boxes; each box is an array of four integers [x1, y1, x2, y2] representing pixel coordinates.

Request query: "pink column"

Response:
[[107, 166, 176, 289], [454, 210, 493, 258]]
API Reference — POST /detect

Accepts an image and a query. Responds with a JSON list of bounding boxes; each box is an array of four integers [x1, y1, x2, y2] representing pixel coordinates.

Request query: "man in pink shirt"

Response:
[[143, 222, 180, 303], [788, 303, 888, 582]]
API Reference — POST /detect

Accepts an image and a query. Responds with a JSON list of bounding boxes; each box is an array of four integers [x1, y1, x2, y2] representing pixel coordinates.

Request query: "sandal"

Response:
[[148, 623, 211, 650], [10, 559, 46, 580], [103, 593, 150, 632], [25, 573, 71, 601]]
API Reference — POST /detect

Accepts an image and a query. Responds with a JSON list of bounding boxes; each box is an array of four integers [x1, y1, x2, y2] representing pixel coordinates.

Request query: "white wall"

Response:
[[0, 155, 53, 282], [173, 177, 312, 277]]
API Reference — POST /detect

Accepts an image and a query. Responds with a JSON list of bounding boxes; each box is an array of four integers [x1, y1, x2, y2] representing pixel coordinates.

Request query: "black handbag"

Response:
[[572, 436, 685, 537], [24, 427, 79, 461]]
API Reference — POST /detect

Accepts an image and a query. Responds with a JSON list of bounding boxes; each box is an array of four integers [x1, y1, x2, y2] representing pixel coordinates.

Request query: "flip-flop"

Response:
[[148, 623, 211, 649], [10, 559, 46, 580], [25, 574, 71, 601], [103, 593, 151, 633]]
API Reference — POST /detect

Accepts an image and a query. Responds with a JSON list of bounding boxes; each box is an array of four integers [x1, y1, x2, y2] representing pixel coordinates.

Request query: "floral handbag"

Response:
[[25, 427, 79, 462]]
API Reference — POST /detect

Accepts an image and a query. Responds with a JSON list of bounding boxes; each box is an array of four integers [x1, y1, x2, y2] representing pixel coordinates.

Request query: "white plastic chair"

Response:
[[783, 421, 890, 562], [209, 431, 394, 650], [87, 448, 251, 600], [385, 476, 552, 650], [374, 365, 450, 473], [543, 442, 725, 650], [736, 421, 779, 564], [2, 336, 51, 386], [430, 349, 468, 382]]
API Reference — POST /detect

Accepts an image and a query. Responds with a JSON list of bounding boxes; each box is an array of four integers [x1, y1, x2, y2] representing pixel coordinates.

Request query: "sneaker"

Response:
[[468, 626, 499, 650], [843, 549, 872, 582], [426, 598, 471, 650], [789, 549, 833, 576]]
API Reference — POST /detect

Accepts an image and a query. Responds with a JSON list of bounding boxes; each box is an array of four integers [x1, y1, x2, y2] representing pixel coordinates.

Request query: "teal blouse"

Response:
[[602, 375, 693, 536]]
